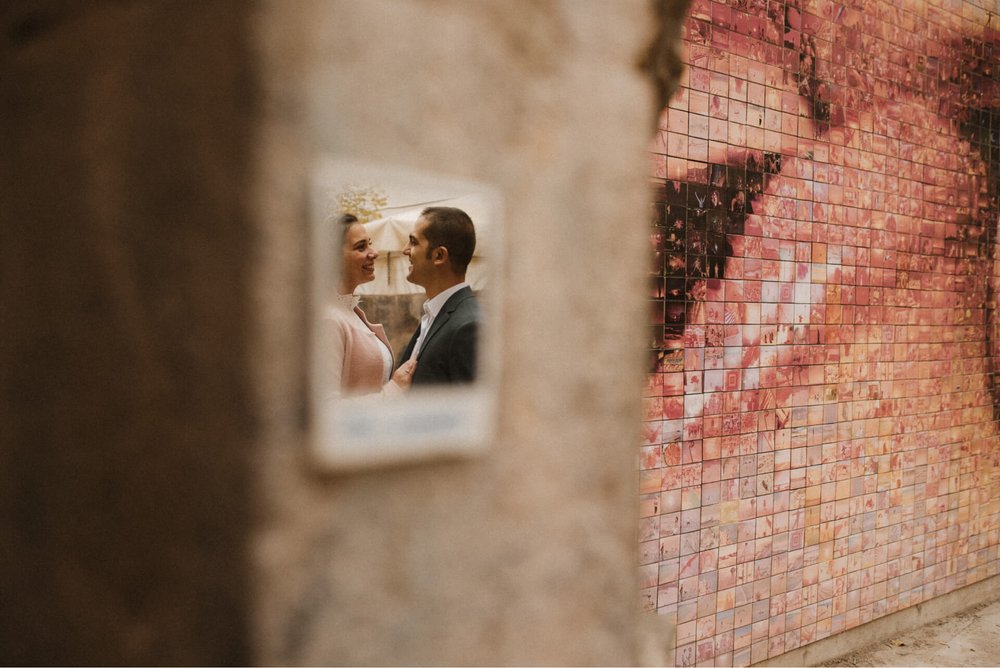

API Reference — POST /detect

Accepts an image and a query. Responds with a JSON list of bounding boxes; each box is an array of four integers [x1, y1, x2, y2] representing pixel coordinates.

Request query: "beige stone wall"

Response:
[[250, 0, 673, 664], [2, 0, 688, 664]]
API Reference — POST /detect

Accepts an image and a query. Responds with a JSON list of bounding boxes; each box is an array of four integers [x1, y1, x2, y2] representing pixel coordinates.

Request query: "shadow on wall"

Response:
[[1, 1, 256, 664]]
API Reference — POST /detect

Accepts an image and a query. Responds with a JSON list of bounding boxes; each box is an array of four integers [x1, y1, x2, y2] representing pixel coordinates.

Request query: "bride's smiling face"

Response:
[[341, 222, 378, 293]]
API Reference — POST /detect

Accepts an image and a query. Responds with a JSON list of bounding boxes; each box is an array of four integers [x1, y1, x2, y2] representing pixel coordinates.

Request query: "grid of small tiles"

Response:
[[641, 1, 1000, 666]]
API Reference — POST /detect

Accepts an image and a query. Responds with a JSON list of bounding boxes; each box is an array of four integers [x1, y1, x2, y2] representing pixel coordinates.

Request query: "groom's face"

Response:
[[403, 216, 434, 289]]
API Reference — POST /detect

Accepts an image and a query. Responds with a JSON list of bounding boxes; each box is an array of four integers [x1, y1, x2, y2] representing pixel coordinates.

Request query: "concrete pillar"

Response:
[[251, 2, 675, 663], [2, 1, 689, 664]]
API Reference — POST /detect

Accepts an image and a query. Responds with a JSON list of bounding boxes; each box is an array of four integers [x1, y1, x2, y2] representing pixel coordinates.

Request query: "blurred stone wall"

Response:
[[1, 0, 688, 664], [1, 1, 254, 664], [250, 1, 675, 663]]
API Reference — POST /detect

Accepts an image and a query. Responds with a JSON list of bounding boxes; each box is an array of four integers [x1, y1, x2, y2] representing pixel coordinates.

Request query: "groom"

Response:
[[398, 206, 481, 385]]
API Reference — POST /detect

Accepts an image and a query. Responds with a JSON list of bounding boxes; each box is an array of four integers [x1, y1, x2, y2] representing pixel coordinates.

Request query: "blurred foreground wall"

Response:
[[250, 0, 674, 664], [1, 1, 684, 664], [1, 2, 254, 663]]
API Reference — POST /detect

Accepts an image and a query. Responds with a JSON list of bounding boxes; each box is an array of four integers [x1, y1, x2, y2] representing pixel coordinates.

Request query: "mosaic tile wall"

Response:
[[640, 0, 1000, 665]]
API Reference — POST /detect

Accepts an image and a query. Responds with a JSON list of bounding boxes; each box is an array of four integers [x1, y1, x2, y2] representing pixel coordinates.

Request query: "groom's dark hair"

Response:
[[421, 206, 476, 275]]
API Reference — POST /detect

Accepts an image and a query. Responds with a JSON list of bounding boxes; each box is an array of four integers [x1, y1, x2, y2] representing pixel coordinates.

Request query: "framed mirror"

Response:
[[309, 157, 502, 470]]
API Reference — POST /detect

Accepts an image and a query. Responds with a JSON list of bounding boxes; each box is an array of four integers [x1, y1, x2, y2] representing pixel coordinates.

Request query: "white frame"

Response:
[[308, 157, 502, 470]]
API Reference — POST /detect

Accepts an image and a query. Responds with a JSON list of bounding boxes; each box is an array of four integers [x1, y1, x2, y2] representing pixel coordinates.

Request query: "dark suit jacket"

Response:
[[399, 286, 480, 385]]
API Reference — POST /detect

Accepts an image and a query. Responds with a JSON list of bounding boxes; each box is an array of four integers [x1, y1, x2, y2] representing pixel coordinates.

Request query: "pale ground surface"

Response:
[[817, 599, 1000, 666]]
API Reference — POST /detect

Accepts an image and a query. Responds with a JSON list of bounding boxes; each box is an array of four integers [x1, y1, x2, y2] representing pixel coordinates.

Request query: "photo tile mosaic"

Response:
[[642, 0, 1000, 665]]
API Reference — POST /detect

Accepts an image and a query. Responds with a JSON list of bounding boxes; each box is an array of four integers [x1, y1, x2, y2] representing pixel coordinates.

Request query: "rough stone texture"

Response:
[[1, 1, 254, 664], [249, 0, 674, 664], [1, 0, 691, 664]]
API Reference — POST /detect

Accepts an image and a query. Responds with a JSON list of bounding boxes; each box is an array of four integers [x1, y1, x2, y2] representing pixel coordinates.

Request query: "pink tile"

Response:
[[641, 1, 1000, 665]]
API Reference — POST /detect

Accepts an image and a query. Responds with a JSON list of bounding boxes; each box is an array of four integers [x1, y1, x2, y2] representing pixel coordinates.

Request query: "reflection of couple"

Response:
[[325, 206, 480, 398]]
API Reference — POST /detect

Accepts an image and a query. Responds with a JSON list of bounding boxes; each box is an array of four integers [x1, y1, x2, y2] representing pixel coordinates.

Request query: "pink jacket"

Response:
[[322, 299, 400, 398]]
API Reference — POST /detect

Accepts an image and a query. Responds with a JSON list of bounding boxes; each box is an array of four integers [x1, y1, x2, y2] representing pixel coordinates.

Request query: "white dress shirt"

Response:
[[409, 282, 470, 361]]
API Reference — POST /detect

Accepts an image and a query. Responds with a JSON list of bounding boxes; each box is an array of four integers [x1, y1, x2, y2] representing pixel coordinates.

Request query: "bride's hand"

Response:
[[391, 359, 417, 390]]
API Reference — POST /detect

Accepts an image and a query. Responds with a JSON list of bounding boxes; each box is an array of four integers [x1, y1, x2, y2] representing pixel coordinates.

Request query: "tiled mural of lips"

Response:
[[650, 151, 775, 352], [642, 1, 1000, 666]]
